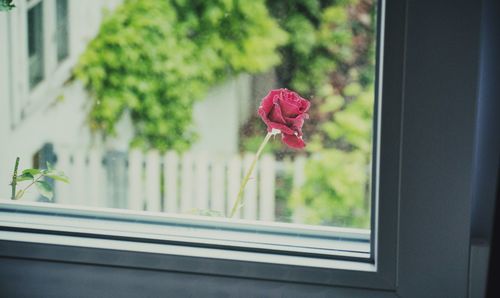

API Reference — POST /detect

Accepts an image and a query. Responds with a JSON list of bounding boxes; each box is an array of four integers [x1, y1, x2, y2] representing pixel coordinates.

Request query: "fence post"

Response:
[[227, 155, 242, 218], [211, 159, 226, 215], [104, 150, 128, 209], [128, 150, 143, 210], [72, 150, 86, 206], [180, 153, 193, 212], [164, 151, 179, 213], [145, 150, 161, 212], [194, 153, 209, 211], [243, 153, 258, 220], [259, 154, 276, 221], [88, 149, 105, 207]]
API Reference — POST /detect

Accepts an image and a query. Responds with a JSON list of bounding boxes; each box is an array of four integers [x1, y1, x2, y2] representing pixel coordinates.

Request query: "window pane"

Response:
[[27, 1, 44, 89], [1, 0, 378, 258], [56, 0, 69, 62]]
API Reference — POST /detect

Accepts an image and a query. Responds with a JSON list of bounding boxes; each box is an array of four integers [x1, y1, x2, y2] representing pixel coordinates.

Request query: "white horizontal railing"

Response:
[[53, 148, 307, 221]]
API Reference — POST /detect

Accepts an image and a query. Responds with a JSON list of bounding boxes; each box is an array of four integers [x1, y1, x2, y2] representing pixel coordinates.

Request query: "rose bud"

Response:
[[258, 88, 310, 149]]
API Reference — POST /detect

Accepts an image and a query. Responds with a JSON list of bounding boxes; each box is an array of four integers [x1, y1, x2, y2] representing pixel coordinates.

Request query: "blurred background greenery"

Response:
[[76, 0, 376, 228], [246, 0, 376, 228]]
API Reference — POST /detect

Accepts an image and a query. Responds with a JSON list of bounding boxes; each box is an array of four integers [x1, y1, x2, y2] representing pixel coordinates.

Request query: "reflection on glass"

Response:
[[2, 0, 377, 231], [56, 0, 69, 62], [28, 1, 44, 89]]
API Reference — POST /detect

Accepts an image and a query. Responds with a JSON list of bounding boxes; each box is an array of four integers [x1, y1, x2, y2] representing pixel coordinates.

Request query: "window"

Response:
[[3, 0, 77, 125], [4, 0, 385, 289], [27, 0, 44, 89], [2, 0, 380, 259], [4, 0, 379, 237], [55, 0, 69, 62]]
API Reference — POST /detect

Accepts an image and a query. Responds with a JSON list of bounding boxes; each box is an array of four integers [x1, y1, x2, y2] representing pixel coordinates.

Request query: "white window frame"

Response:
[[7, 0, 74, 126], [0, 0, 483, 296]]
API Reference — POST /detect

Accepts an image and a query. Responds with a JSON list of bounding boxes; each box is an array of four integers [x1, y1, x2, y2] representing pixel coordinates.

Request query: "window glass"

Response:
[[27, 1, 44, 89], [56, 0, 69, 62], [1, 0, 378, 257]]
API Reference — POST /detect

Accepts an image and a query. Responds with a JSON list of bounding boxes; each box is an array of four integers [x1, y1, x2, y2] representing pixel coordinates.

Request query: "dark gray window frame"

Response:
[[0, 0, 484, 296], [1, 0, 399, 290]]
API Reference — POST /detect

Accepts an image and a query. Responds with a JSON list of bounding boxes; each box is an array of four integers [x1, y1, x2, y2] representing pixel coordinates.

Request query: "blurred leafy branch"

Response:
[[240, 0, 375, 227], [290, 86, 373, 228], [286, 0, 375, 228], [0, 0, 15, 12], [75, 0, 376, 227], [75, 0, 287, 152], [10, 157, 69, 201]]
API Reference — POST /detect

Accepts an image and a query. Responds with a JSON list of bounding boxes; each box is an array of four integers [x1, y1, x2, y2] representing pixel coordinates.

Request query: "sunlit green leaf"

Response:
[[22, 169, 41, 176], [17, 172, 34, 182], [45, 171, 70, 183]]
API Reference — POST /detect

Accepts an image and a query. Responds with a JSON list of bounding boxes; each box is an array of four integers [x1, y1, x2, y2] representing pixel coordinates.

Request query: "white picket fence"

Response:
[[54, 148, 306, 221]]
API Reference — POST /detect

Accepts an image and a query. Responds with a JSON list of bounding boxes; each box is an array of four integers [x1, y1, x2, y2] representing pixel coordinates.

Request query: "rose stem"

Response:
[[229, 132, 273, 218]]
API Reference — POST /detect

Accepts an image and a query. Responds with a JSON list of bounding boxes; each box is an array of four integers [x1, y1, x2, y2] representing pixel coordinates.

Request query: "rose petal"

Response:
[[269, 101, 287, 124], [282, 134, 306, 149], [299, 99, 311, 113], [283, 90, 310, 116], [284, 113, 308, 136], [284, 113, 307, 127], [279, 93, 302, 117], [267, 122, 295, 135], [258, 106, 295, 135], [259, 89, 283, 115]]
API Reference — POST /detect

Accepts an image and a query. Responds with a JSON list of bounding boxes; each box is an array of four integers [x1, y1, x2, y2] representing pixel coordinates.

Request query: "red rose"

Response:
[[258, 88, 310, 149]]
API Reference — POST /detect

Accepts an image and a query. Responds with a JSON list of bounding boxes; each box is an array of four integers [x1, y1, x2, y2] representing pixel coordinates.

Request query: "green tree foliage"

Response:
[[267, 0, 373, 93], [0, 0, 15, 11], [262, 0, 376, 227], [75, 0, 287, 151], [291, 86, 373, 227]]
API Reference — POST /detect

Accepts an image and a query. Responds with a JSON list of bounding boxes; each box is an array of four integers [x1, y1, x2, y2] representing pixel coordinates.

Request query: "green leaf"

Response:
[[44, 171, 70, 183], [46, 161, 53, 171], [17, 172, 34, 182], [35, 181, 53, 200], [22, 168, 41, 176]]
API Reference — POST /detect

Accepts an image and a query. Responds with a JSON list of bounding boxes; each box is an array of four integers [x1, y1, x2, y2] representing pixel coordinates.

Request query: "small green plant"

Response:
[[10, 157, 69, 201]]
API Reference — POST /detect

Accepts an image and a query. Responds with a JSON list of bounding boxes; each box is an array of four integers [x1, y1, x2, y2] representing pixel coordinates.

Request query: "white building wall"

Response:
[[0, 0, 122, 199], [0, 0, 252, 199], [191, 74, 252, 157]]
